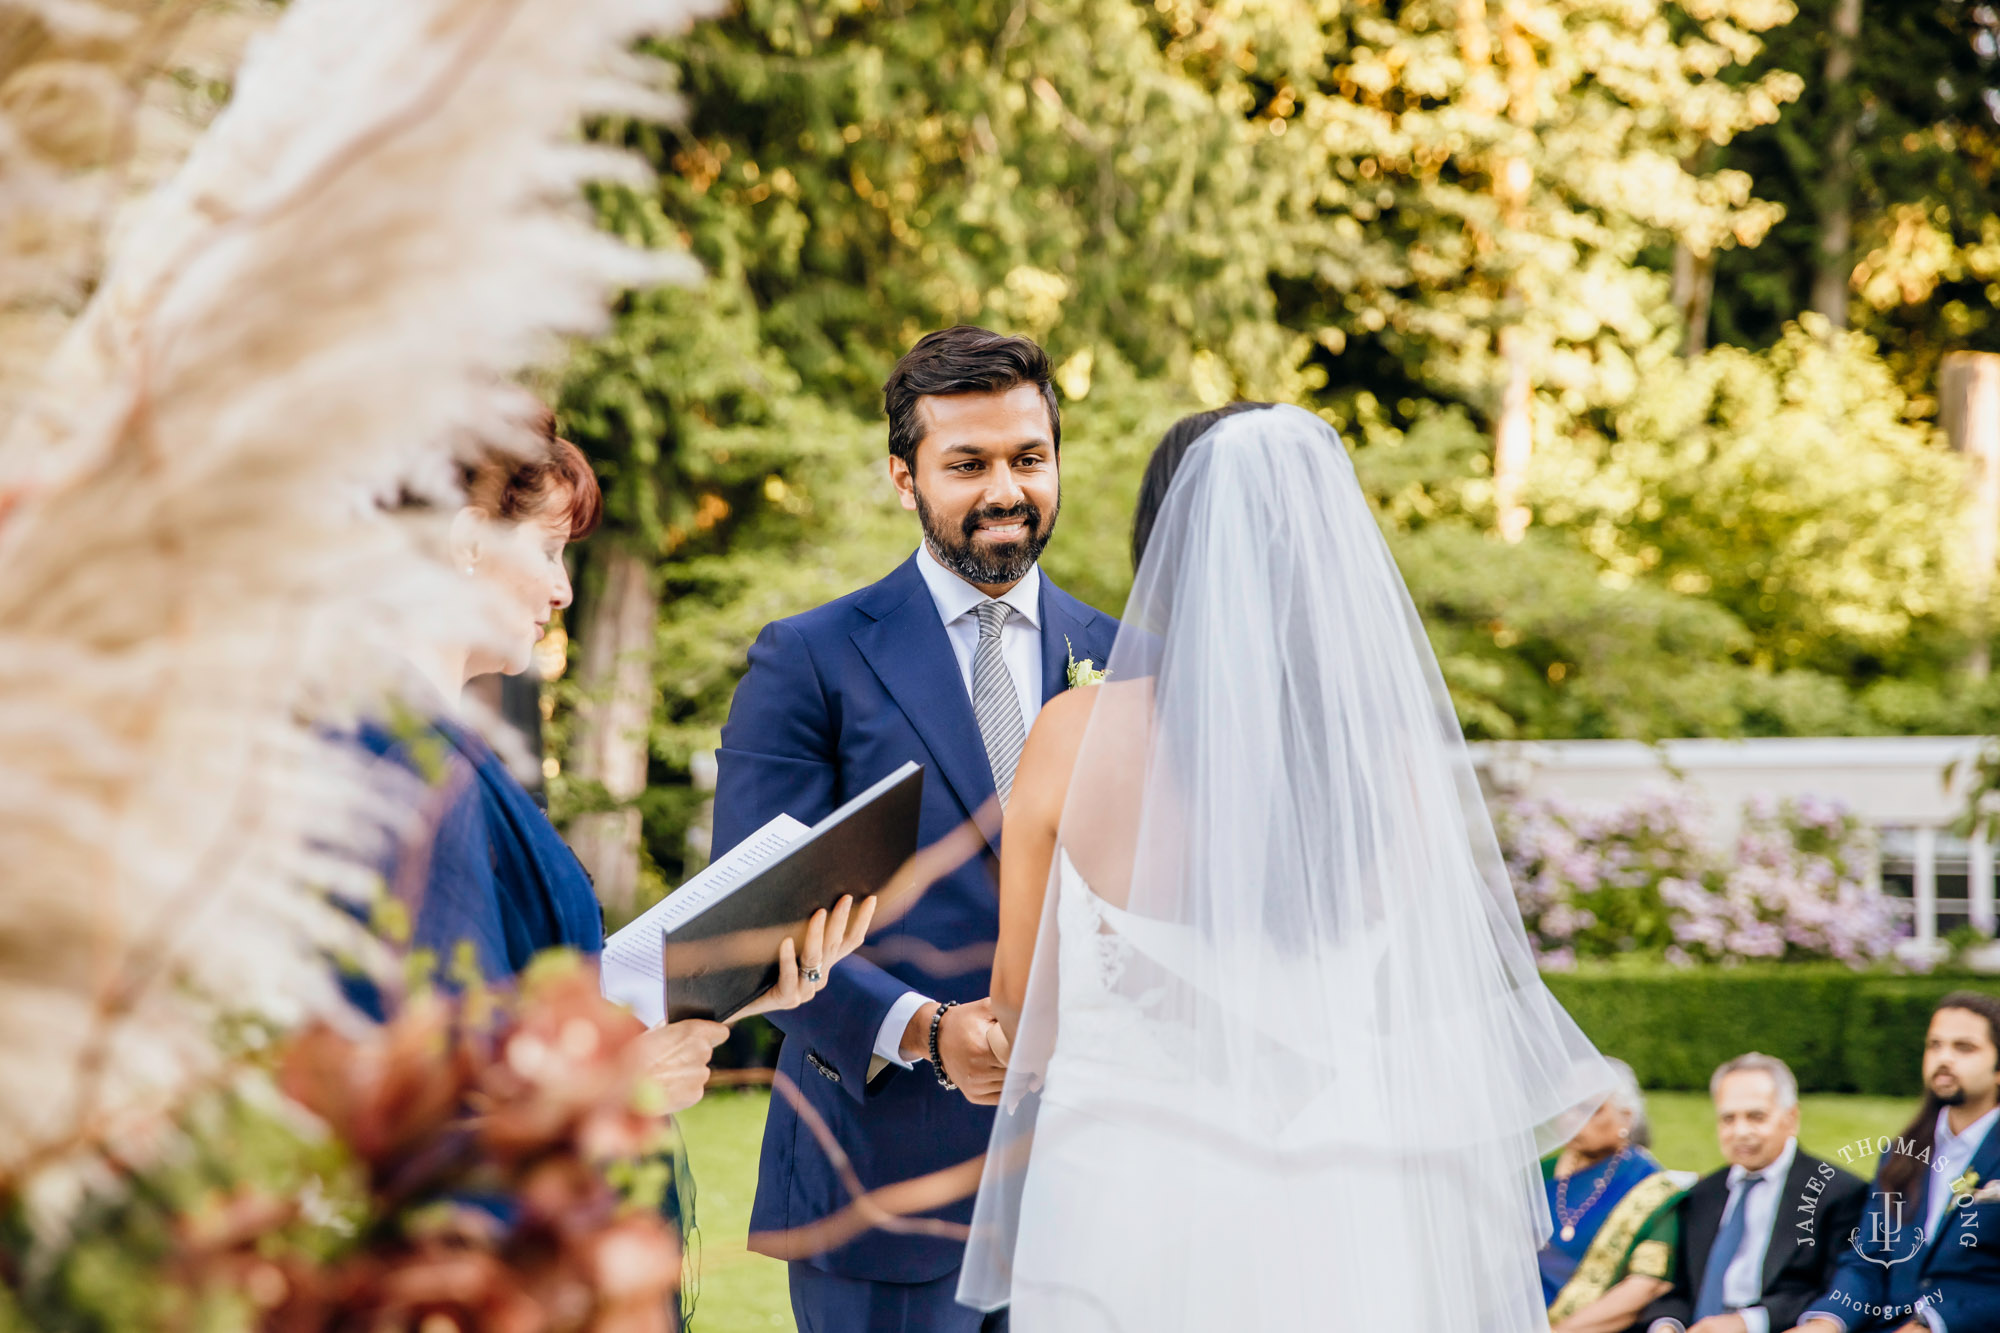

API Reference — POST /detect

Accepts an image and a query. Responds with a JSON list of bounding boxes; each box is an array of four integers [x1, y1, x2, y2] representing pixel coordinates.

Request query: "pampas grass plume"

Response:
[[0, 0, 714, 1217]]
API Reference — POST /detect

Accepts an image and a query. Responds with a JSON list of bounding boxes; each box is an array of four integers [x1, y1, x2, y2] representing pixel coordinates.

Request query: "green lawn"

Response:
[[677, 1088, 793, 1332], [675, 1088, 1915, 1331], [1646, 1090, 1913, 1178]]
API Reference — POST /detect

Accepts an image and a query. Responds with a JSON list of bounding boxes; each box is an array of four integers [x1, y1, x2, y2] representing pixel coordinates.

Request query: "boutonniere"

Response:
[[1952, 1168, 1982, 1200], [1065, 636, 1108, 689]]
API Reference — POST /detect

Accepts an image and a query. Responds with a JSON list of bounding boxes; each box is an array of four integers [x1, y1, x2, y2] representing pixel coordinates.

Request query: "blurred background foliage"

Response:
[[549, 0, 2000, 901]]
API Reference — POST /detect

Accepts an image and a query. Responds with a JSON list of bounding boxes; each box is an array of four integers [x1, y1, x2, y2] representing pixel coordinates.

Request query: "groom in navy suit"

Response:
[[713, 326, 1118, 1332]]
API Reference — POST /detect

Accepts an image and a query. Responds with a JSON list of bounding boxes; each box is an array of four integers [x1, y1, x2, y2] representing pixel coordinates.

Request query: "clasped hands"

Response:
[[640, 894, 877, 1113], [901, 996, 1012, 1105]]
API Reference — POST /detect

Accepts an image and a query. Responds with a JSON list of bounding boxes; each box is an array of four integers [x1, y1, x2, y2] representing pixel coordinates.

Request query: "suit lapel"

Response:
[[1038, 580, 1104, 707], [1760, 1154, 1812, 1291], [1922, 1119, 2000, 1270], [852, 558, 1000, 847]]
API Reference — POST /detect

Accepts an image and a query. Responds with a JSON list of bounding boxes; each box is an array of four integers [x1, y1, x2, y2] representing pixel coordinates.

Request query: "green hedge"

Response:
[[1542, 965, 2000, 1095]]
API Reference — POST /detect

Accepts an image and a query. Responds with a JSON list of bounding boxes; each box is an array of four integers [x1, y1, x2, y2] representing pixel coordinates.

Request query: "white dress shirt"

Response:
[[870, 545, 1046, 1072], [1648, 1138, 1795, 1333]]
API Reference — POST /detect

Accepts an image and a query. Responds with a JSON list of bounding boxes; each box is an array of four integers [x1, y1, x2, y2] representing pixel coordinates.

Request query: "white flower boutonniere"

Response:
[[1065, 636, 1108, 689]]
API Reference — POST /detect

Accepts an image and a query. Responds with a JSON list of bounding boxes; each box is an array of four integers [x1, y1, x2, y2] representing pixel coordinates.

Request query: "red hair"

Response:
[[463, 406, 603, 541]]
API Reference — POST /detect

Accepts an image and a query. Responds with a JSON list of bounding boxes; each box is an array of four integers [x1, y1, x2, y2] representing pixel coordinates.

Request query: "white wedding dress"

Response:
[[1005, 853, 1422, 1329], [958, 406, 1614, 1331]]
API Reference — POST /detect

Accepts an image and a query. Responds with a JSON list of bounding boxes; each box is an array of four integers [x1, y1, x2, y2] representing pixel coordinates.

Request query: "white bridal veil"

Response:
[[958, 405, 1613, 1329]]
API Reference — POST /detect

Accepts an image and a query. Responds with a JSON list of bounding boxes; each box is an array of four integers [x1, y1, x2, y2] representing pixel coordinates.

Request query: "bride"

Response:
[[957, 403, 1615, 1330]]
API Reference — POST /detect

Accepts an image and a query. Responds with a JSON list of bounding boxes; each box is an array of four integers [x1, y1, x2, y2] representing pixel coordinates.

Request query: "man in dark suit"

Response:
[[1643, 1053, 1867, 1333], [1791, 991, 2000, 1333], [713, 326, 1119, 1332]]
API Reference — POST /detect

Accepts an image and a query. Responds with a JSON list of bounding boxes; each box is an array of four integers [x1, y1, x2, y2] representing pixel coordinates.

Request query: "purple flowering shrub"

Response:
[[1495, 788, 1903, 970]]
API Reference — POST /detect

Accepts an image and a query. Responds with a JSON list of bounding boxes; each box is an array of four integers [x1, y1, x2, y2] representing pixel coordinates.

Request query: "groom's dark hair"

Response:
[[1131, 402, 1272, 568], [884, 326, 1060, 466]]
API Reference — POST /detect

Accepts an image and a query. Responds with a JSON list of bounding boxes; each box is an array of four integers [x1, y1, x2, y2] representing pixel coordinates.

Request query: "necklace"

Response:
[[1554, 1146, 1628, 1243]]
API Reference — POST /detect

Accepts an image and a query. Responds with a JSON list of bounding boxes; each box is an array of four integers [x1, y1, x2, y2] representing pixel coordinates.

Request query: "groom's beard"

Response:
[[915, 486, 1059, 587]]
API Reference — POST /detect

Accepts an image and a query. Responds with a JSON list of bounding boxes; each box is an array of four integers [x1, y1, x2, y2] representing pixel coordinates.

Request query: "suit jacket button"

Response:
[[806, 1051, 841, 1084]]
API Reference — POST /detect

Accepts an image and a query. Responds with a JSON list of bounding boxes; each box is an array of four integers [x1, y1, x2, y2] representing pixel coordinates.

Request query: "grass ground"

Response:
[[675, 1088, 1916, 1332], [676, 1088, 790, 1332]]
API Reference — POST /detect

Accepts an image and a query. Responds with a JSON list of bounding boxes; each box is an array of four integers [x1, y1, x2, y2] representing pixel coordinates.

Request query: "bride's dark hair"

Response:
[[1131, 402, 1272, 568]]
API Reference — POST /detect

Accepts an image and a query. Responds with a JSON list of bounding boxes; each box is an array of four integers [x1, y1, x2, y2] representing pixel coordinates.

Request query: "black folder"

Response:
[[660, 762, 924, 1022]]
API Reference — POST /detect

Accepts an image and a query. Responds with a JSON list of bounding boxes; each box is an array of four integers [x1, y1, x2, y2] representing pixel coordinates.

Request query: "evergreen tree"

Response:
[[1706, 0, 2000, 402]]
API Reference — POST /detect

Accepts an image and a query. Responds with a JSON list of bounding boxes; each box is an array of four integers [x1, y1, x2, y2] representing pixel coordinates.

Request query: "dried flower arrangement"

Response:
[[0, 0, 714, 1320]]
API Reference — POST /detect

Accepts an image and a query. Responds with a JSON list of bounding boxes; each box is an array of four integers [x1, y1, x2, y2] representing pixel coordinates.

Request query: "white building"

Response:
[[1469, 736, 1995, 954]]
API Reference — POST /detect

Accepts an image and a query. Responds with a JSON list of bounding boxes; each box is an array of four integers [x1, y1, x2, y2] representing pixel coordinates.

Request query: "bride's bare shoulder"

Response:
[[1031, 674, 1138, 728], [1038, 679, 1098, 725], [1025, 676, 1150, 758]]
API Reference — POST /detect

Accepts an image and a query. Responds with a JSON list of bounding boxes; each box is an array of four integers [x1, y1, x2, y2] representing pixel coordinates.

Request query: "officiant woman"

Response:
[[356, 405, 875, 1105]]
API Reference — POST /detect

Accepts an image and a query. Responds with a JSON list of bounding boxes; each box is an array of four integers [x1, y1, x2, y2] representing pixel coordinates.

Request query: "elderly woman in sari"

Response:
[[1543, 1058, 1692, 1333]]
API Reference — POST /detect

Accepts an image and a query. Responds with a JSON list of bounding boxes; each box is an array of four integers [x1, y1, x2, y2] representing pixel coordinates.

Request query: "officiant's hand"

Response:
[[903, 997, 1009, 1104], [640, 1018, 730, 1113], [734, 895, 879, 1020]]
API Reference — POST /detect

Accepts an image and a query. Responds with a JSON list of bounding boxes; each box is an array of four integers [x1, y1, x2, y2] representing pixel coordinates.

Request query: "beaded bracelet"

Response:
[[929, 1000, 961, 1091]]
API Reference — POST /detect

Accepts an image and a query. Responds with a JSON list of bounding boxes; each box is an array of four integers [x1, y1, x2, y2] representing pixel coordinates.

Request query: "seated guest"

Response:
[[1642, 1053, 1866, 1333], [1545, 1058, 1692, 1333], [1790, 992, 2000, 1333]]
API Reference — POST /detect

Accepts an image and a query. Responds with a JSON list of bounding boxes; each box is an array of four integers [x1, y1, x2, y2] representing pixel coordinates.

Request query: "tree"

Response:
[[551, 0, 1997, 900], [1240, 0, 1801, 513], [1542, 321, 1967, 679], [1705, 0, 2000, 399]]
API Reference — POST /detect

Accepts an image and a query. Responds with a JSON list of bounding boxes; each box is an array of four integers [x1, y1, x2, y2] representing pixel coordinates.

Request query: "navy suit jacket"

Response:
[[713, 553, 1119, 1283], [1805, 1122, 2000, 1333]]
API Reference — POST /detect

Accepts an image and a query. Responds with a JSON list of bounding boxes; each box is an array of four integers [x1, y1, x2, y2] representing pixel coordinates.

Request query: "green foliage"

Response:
[[548, 0, 2000, 892], [1238, 0, 1800, 423], [1032, 355, 1210, 614], [1540, 321, 1970, 680], [1356, 320, 1991, 741], [646, 0, 1291, 403], [1543, 965, 2000, 1095], [1704, 0, 2000, 399]]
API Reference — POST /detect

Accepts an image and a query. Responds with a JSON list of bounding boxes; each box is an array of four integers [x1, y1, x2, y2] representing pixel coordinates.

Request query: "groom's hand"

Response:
[[901, 998, 1009, 1104]]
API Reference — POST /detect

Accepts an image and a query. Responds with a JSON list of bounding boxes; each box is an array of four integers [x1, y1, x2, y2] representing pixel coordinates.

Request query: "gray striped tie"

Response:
[[971, 600, 1027, 806]]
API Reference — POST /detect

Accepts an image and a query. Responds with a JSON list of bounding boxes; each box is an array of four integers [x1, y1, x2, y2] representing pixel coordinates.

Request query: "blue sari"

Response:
[[1539, 1147, 1683, 1321]]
